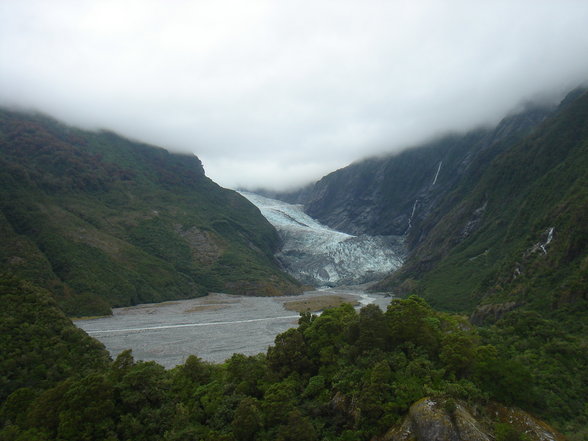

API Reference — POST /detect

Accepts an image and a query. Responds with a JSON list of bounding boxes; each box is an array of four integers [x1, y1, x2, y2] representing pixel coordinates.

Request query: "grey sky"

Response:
[[2, 1, 588, 191]]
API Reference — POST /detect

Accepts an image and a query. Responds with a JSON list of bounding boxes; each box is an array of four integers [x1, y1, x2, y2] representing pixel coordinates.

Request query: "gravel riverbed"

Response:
[[76, 287, 392, 368]]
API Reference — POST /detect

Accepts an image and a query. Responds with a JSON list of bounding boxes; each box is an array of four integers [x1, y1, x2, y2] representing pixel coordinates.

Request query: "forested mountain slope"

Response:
[[0, 109, 300, 316], [379, 90, 588, 315], [367, 92, 588, 436], [0, 276, 110, 403]]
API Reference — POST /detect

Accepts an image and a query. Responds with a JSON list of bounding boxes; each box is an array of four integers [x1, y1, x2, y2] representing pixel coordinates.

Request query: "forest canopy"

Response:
[[1, 282, 585, 440]]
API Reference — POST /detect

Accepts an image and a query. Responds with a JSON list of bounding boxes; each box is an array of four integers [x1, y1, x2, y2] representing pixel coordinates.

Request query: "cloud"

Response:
[[2, 0, 588, 191]]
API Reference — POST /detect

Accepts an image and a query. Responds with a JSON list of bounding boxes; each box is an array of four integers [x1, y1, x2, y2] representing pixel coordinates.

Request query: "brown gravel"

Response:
[[283, 294, 359, 312]]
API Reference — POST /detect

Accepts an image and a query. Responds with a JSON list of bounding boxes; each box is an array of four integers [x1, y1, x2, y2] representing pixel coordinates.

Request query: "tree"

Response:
[[356, 304, 388, 353], [231, 397, 262, 441], [225, 353, 266, 397], [56, 373, 116, 441], [303, 304, 357, 369], [385, 296, 441, 356], [267, 328, 314, 377], [262, 380, 299, 427], [276, 410, 318, 441], [357, 361, 395, 431], [114, 361, 172, 440], [440, 332, 476, 378]]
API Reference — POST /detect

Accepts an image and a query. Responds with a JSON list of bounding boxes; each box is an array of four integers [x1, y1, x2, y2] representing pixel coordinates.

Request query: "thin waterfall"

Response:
[[432, 161, 442, 186], [405, 199, 418, 234]]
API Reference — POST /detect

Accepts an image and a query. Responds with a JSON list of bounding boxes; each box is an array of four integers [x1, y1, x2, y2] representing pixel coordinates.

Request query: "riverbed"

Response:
[[75, 287, 392, 368]]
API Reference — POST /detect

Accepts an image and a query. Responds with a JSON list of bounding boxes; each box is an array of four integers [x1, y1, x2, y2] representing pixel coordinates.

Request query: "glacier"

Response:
[[240, 191, 405, 286]]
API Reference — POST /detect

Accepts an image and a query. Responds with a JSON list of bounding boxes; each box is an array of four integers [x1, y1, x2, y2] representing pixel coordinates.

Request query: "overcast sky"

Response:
[[2, 1, 588, 191]]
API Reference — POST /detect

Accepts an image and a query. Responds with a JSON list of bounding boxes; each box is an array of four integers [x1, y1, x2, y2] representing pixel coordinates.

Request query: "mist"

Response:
[[2, 0, 588, 191]]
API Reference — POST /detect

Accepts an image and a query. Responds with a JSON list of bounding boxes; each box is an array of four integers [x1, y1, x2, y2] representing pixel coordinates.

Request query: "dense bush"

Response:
[[3, 292, 584, 440]]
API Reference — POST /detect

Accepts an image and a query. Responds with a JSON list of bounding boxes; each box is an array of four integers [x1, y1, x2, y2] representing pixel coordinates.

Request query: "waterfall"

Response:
[[432, 161, 442, 186], [540, 227, 555, 254], [405, 199, 418, 234]]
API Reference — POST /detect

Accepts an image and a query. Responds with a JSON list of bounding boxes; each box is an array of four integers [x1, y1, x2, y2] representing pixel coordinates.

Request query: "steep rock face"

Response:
[[377, 397, 566, 441], [0, 109, 301, 315], [276, 106, 552, 242]]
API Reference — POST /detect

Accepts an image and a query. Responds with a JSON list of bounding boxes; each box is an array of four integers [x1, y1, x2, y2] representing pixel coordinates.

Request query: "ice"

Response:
[[240, 191, 405, 286]]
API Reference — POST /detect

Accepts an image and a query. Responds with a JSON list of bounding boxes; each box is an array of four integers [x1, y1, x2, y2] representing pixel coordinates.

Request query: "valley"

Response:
[[2, 89, 587, 440], [76, 288, 392, 368], [74, 189, 402, 369]]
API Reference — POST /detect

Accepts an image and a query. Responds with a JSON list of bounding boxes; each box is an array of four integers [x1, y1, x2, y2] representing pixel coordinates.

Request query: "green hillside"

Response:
[[379, 90, 588, 318], [0, 109, 300, 316], [0, 276, 110, 403]]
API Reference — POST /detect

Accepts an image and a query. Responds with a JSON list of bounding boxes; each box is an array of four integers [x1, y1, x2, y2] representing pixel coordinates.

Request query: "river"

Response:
[[75, 287, 392, 368]]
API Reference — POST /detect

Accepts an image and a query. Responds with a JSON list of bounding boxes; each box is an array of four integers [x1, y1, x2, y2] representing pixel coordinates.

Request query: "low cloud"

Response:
[[2, 0, 588, 191]]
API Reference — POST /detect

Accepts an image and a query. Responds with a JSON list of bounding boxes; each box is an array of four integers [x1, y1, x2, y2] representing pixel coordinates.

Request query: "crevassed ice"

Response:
[[240, 192, 405, 286]]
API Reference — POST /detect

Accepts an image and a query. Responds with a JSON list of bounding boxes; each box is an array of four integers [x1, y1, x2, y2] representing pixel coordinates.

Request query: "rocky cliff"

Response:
[[377, 397, 566, 441]]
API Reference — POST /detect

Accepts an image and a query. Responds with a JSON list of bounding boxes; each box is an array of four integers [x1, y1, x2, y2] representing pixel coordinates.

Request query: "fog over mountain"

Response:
[[2, 1, 588, 190]]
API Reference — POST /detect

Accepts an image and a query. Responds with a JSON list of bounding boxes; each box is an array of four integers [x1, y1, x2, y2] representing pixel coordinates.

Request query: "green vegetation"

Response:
[[1, 288, 581, 440], [0, 109, 300, 316], [283, 294, 359, 312], [370, 90, 588, 438], [382, 90, 588, 317], [1, 92, 586, 439], [0, 276, 110, 403]]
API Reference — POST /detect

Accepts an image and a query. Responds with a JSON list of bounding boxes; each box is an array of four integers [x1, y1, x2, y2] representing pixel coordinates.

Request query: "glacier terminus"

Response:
[[240, 192, 406, 286]]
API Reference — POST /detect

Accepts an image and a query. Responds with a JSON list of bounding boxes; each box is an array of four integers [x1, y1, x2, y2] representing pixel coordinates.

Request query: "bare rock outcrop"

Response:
[[375, 397, 565, 441]]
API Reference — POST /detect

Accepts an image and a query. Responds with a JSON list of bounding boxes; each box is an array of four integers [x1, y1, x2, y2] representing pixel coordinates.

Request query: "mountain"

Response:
[[376, 89, 588, 315], [273, 104, 554, 239], [239, 191, 405, 286], [0, 109, 301, 316], [273, 91, 587, 318], [2, 97, 586, 439]]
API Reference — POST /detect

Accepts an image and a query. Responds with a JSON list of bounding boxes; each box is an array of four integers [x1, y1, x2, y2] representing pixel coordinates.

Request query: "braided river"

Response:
[[76, 287, 392, 368]]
